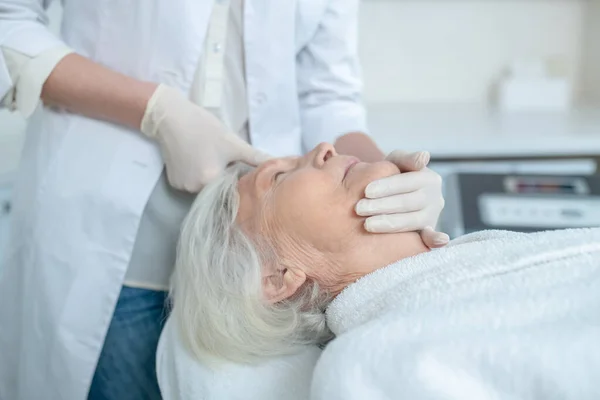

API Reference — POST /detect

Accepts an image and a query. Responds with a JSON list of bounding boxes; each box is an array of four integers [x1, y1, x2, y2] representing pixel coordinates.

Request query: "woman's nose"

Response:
[[310, 143, 337, 168]]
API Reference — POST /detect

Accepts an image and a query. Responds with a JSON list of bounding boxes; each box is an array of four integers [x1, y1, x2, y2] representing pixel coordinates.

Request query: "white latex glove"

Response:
[[141, 84, 270, 192], [356, 150, 449, 248]]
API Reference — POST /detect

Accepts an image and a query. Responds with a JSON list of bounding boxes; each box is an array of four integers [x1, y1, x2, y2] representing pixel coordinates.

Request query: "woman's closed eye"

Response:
[[273, 171, 286, 183], [266, 157, 300, 186]]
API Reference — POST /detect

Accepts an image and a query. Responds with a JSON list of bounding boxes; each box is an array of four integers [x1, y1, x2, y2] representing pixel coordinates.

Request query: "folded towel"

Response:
[[156, 315, 321, 400], [312, 228, 600, 400]]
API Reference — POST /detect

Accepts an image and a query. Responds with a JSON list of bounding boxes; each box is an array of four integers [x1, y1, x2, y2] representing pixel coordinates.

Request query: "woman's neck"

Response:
[[331, 231, 429, 295]]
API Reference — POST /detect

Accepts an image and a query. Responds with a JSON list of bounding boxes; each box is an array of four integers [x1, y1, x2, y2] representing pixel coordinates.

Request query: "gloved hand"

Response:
[[141, 84, 270, 192], [356, 150, 449, 248]]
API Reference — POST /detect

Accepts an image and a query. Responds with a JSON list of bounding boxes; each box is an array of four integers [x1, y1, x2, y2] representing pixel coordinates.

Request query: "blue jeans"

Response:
[[88, 286, 169, 400]]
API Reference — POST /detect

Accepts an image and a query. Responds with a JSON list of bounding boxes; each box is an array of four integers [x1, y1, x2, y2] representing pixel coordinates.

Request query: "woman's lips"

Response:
[[343, 158, 360, 179]]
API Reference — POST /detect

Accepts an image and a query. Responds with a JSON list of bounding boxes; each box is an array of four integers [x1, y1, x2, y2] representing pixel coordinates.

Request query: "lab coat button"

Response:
[[2, 201, 10, 215], [213, 43, 222, 53], [254, 93, 267, 105]]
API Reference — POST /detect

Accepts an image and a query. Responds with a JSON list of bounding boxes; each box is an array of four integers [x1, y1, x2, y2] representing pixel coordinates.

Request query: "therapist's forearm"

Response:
[[41, 53, 158, 130], [335, 132, 385, 162]]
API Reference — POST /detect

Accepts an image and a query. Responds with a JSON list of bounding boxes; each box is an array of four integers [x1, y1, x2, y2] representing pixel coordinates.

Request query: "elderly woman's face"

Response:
[[236, 143, 400, 295]]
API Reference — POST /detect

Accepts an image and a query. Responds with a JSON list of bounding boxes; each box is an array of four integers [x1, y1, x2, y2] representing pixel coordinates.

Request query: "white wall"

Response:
[[582, 0, 600, 103], [358, 0, 586, 104]]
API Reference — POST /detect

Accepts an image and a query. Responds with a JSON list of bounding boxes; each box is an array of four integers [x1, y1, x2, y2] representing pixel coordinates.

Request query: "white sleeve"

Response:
[[1, 46, 73, 117], [0, 0, 73, 116], [296, 0, 368, 152]]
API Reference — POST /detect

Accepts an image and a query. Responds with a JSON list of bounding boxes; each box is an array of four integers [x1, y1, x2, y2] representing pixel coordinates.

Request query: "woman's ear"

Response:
[[263, 267, 306, 304]]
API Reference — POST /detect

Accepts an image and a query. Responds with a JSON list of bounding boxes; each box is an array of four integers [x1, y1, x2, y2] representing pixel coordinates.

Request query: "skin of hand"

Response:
[[41, 55, 269, 192]]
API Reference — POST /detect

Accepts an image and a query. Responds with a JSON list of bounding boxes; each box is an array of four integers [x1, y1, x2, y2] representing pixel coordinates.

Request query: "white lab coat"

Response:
[[0, 1, 367, 399]]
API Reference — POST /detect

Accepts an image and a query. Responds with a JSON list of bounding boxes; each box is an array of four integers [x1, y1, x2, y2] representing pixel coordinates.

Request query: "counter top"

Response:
[[368, 104, 600, 159]]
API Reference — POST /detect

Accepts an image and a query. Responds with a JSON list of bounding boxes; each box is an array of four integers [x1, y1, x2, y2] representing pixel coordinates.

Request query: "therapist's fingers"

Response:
[[226, 133, 273, 166], [386, 150, 430, 172], [420, 226, 450, 249], [356, 190, 427, 217], [365, 169, 441, 199], [364, 213, 450, 242], [364, 212, 425, 234]]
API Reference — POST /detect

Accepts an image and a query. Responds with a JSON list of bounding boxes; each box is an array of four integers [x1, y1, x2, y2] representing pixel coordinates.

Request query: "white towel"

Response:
[[156, 315, 321, 400], [312, 229, 600, 400]]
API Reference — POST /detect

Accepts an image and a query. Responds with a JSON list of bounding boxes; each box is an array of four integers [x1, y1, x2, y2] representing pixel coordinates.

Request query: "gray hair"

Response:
[[170, 163, 333, 364]]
